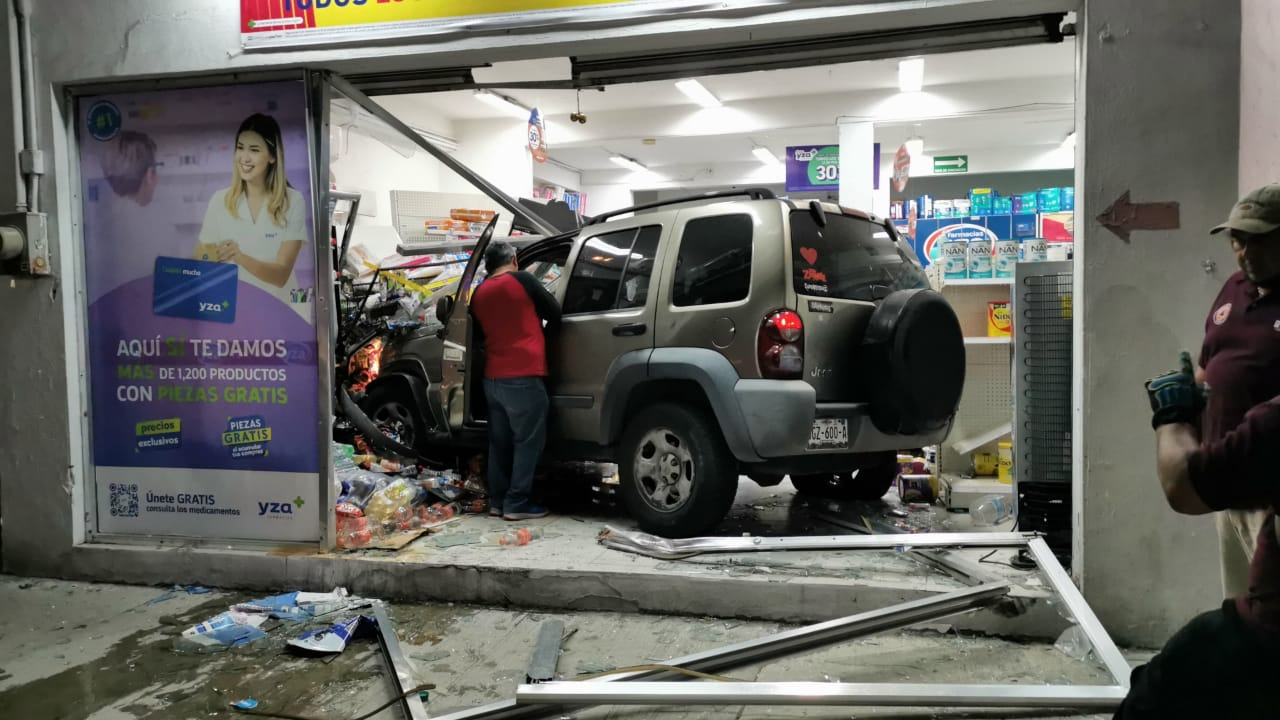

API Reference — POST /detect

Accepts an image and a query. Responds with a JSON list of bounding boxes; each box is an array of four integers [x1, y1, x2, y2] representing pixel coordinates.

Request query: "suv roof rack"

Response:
[[584, 188, 777, 226]]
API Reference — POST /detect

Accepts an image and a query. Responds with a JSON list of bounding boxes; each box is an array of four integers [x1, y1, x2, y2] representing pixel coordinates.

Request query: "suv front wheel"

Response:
[[620, 403, 738, 538], [790, 453, 899, 501]]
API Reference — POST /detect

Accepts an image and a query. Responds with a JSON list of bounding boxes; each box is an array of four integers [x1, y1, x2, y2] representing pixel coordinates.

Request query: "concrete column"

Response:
[[837, 119, 874, 211], [1240, 0, 1279, 191], [1076, 0, 1241, 646]]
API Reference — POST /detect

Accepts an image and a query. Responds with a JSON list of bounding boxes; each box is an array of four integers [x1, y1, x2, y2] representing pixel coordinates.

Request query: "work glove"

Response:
[[1144, 351, 1209, 430]]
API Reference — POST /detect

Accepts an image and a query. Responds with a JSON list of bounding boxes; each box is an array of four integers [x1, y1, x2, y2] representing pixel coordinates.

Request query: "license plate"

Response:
[[808, 418, 849, 449]]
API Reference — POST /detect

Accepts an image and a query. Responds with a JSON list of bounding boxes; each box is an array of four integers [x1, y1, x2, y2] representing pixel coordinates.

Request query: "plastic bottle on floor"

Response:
[[422, 502, 461, 524], [969, 495, 1012, 526], [490, 527, 544, 547]]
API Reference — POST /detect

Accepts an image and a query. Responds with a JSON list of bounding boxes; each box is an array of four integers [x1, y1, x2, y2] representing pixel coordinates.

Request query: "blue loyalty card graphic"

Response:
[[152, 256, 238, 324]]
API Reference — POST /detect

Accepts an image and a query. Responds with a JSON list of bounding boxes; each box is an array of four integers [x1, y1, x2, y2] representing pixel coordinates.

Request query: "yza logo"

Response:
[[199, 300, 230, 314], [259, 495, 305, 517]]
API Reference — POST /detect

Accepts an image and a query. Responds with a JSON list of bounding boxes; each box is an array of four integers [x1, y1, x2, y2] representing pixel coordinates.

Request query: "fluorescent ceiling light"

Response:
[[898, 58, 924, 93], [752, 146, 780, 166], [904, 137, 925, 158], [610, 155, 648, 173], [473, 89, 531, 119], [674, 78, 722, 108]]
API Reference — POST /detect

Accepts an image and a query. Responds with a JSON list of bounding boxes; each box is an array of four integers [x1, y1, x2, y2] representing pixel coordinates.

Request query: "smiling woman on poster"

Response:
[[198, 113, 312, 323]]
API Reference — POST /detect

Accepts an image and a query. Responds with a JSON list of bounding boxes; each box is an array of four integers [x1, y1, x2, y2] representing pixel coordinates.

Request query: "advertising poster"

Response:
[[784, 144, 880, 193], [240, 0, 719, 48], [78, 81, 321, 542]]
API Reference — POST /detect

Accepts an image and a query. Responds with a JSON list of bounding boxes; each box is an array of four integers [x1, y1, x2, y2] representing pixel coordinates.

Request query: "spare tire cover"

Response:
[[860, 289, 965, 435]]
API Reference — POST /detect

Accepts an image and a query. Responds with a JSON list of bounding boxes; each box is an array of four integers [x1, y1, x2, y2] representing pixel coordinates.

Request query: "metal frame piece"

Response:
[[429, 583, 1010, 720], [1026, 538, 1131, 685], [439, 534, 1130, 717], [525, 620, 566, 684], [327, 74, 559, 237], [812, 510, 999, 587], [598, 526, 1037, 560], [515, 682, 1128, 709], [371, 603, 430, 720]]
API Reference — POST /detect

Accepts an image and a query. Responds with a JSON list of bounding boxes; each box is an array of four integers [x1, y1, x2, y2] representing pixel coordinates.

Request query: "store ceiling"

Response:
[[399, 42, 1072, 118], [380, 39, 1075, 175]]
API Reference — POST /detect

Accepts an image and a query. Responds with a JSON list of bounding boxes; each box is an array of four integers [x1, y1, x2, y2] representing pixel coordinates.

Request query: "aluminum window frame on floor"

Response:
[[505, 533, 1129, 714]]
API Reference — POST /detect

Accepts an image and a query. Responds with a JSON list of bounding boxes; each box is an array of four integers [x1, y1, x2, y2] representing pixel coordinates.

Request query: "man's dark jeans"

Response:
[[1114, 599, 1280, 719], [482, 377, 548, 515]]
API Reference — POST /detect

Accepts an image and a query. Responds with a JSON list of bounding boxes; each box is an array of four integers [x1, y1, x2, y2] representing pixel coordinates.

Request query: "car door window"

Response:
[[673, 214, 753, 307], [563, 226, 661, 315], [521, 244, 571, 295], [616, 226, 661, 309]]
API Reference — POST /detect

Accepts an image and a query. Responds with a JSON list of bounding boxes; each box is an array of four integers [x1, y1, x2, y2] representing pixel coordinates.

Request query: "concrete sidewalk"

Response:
[[0, 574, 1135, 720]]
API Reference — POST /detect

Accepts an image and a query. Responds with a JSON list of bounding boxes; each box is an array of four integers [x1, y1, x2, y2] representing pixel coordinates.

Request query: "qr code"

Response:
[[109, 483, 139, 518]]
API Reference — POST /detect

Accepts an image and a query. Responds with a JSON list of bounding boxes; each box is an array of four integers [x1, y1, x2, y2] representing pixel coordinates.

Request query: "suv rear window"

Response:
[[789, 212, 928, 300]]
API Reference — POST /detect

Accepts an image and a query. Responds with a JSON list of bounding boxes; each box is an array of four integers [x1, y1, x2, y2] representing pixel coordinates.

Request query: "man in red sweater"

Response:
[[470, 241, 561, 521]]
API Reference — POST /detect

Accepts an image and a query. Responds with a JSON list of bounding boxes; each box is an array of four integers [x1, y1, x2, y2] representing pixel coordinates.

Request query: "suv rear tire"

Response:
[[790, 453, 898, 500], [620, 403, 738, 538]]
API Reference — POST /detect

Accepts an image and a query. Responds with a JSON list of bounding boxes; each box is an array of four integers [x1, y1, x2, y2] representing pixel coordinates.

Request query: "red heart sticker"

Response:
[[800, 247, 818, 266]]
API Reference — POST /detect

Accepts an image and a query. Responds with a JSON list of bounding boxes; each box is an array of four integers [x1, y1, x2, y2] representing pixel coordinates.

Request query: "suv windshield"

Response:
[[789, 211, 928, 301]]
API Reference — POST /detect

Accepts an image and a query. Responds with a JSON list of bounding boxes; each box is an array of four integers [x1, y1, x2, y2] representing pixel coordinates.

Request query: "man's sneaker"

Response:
[[488, 506, 504, 517], [503, 505, 550, 521]]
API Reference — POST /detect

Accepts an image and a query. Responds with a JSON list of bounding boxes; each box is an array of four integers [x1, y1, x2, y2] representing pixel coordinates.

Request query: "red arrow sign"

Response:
[[1096, 190, 1180, 242]]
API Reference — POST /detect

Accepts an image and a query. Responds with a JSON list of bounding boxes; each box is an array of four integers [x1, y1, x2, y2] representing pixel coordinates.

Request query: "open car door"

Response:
[[436, 215, 500, 430]]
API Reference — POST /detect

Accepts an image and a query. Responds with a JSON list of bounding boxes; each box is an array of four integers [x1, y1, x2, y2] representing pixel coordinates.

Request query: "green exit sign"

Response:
[[933, 155, 969, 174]]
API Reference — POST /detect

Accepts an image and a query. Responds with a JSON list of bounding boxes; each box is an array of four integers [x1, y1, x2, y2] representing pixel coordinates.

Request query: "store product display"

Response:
[[892, 185, 1076, 279]]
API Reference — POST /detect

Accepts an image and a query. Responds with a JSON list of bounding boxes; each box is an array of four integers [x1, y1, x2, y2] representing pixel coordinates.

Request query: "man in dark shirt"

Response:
[[470, 241, 561, 521], [1119, 363, 1280, 718], [1196, 183, 1280, 596]]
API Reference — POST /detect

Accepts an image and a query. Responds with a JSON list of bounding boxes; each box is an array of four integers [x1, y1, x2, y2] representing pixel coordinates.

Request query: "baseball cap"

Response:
[[1210, 184, 1280, 235]]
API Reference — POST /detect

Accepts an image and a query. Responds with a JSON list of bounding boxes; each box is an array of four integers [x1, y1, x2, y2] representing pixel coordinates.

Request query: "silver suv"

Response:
[[355, 189, 966, 537]]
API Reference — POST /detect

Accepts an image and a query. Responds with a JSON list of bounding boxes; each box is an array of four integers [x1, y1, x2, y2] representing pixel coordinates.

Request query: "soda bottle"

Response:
[[969, 495, 1012, 526], [364, 480, 417, 524], [338, 527, 373, 549], [490, 527, 544, 547], [423, 502, 460, 525]]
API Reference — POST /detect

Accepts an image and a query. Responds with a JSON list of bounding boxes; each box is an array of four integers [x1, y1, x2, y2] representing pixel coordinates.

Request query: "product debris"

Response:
[[287, 615, 375, 655], [178, 587, 369, 649], [332, 442, 490, 550]]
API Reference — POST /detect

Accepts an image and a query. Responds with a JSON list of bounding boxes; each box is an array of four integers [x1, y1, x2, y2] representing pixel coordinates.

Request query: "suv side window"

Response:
[[672, 214, 753, 307], [617, 226, 661, 309], [563, 226, 661, 314]]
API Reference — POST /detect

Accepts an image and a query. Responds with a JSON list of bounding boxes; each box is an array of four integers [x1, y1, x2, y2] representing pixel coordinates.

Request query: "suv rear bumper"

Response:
[[733, 380, 952, 461]]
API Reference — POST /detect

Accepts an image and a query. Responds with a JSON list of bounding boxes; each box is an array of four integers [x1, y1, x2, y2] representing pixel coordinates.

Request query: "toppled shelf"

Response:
[[950, 422, 1013, 455]]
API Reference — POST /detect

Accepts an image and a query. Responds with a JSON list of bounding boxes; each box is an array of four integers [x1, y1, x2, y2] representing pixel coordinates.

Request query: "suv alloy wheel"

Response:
[[619, 402, 738, 538], [361, 383, 427, 452]]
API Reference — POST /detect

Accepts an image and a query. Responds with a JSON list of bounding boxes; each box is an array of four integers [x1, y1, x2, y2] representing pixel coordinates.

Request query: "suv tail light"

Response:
[[758, 310, 804, 379]]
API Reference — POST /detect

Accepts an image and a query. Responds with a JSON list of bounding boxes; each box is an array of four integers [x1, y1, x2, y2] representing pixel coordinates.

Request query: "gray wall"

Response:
[[1241, 0, 1280, 192], [1076, 0, 1241, 646], [890, 170, 1075, 203]]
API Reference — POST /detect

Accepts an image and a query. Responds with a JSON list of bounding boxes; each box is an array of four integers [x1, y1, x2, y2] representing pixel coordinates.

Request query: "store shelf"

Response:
[[942, 278, 1014, 287], [964, 336, 1011, 346]]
